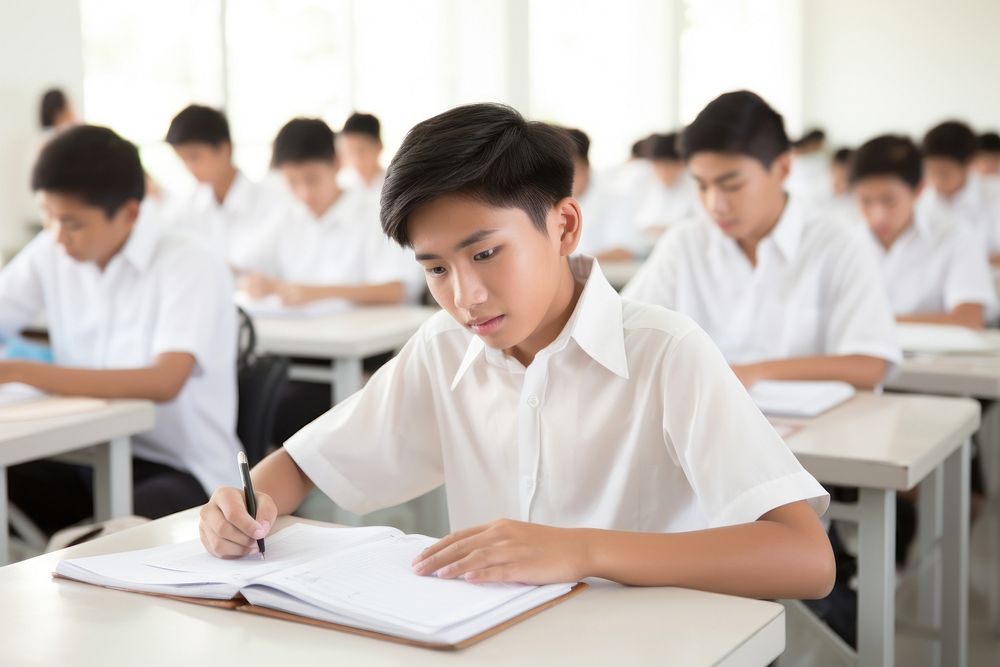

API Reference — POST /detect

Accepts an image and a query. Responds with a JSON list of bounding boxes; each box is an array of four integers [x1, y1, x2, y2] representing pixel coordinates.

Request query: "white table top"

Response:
[[888, 330, 1000, 399], [779, 392, 980, 490], [0, 398, 155, 466], [252, 305, 438, 360], [0, 510, 785, 666]]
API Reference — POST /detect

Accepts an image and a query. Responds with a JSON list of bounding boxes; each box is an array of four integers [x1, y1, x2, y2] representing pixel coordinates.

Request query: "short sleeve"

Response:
[[285, 324, 445, 515], [661, 324, 829, 527], [0, 232, 48, 338], [943, 227, 998, 321]]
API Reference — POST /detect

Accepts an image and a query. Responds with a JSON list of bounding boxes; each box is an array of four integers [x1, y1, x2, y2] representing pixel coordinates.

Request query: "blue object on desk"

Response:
[[1, 337, 54, 363]]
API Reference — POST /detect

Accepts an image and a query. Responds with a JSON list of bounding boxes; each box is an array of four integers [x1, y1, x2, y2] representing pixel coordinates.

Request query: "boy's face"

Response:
[[336, 134, 382, 175], [854, 176, 920, 245], [688, 151, 790, 241], [37, 191, 138, 269], [571, 157, 590, 198], [973, 152, 1000, 176], [652, 159, 685, 188], [280, 159, 340, 217], [409, 195, 580, 355], [172, 142, 232, 184], [924, 157, 968, 198]]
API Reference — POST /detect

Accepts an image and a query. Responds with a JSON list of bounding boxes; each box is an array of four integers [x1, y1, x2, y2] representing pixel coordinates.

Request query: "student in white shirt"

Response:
[[564, 127, 643, 261], [973, 132, 1000, 179], [826, 147, 860, 225], [786, 128, 831, 205], [851, 134, 997, 328], [0, 126, 241, 534], [198, 103, 834, 601], [240, 117, 419, 307], [624, 91, 901, 389], [919, 120, 1000, 264], [164, 105, 279, 269], [634, 132, 700, 238], [335, 112, 386, 197]]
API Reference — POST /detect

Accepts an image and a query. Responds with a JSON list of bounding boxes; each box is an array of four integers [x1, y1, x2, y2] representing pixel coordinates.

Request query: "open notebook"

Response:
[[750, 380, 856, 419], [235, 292, 351, 319], [895, 323, 995, 355], [0, 384, 107, 422], [54, 523, 584, 649]]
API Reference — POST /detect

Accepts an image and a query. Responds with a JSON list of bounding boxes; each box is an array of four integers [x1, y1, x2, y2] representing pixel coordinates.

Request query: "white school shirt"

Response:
[[575, 177, 646, 257], [167, 171, 281, 269], [634, 174, 700, 233], [918, 173, 1000, 254], [241, 188, 423, 303], [623, 196, 902, 371], [859, 209, 998, 322], [0, 206, 242, 493], [286, 256, 828, 533]]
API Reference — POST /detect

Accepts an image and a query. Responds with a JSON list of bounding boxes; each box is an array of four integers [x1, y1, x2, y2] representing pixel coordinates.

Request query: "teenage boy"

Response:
[[165, 104, 279, 268], [919, 120, 1000, 264], [335, 112, 386, 196], [0, 125, 241, 533], [199, 103, 834, 601], [851, 134, 996, 328], [635, 132, 699, 237], [973, 132, 1000, 178], [624, 91, 901, 389]]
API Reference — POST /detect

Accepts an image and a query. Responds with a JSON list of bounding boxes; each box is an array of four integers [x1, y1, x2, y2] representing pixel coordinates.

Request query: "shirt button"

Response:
[[526, 394, 540, 408]]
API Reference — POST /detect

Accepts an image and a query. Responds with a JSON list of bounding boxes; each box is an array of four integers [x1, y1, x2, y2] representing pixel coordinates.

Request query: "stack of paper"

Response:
[[235, 292, 351, 319], [895, 323, 993, 355], [750, 380, 856, 419]]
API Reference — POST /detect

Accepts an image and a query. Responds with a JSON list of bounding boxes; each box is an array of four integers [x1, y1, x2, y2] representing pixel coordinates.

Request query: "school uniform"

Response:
[[575, 177, 646, 257], [859, 209, 997, 323], [918, 173, 1000, 255], [336, 167, 385, 200], [286, 256, 828, 532], [166, 171, 281, 269], [0, 204, 242, 531], [623, 196, 902, 371], [634, 173, 701, 235]]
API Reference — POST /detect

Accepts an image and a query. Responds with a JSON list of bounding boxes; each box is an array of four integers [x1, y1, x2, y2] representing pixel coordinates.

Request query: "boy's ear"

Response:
[[115, 199, 141, 228], [914, 180, 925, 197], [555, 197, 582, 257], [772, 151, 792, 183]]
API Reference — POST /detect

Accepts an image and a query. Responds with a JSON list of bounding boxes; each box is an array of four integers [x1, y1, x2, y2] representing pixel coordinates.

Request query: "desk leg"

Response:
[[93, 437, 132, 521], [917, 464, 943, 667], [332, 358, 363, 406], [0, 465, 8, 566], [986, 402, 1000, 631], [858, 487, 896, 667], [940, 439, 970, 667]]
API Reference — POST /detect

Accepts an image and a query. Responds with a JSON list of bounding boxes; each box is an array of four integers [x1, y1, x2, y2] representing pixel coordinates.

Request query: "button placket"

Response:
[[516, 357, 547, 521]]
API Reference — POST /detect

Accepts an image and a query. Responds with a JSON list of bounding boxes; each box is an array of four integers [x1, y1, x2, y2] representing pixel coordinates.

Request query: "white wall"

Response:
[[802, 0, 1000, 148], [0, 0, 84, 258]]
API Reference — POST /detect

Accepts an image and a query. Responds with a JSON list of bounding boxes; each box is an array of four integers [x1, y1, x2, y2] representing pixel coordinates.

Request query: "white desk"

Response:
[[0, 398, 155, 564], [599, 259, 643, 291], [778, 392, 979, 667], [0, 509, 785, 666], [252, 305, 438, 404]]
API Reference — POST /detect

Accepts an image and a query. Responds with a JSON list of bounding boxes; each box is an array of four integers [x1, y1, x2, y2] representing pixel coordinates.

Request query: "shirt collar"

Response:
[[450, 255, 629, 390], [118, 202, 163, 274], [707, 194, 804, 263]]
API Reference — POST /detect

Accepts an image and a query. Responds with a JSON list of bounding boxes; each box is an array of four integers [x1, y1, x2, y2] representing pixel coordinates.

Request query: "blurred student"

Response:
[[918, 120, 1000, 264], [826, 147, 859, 224], [634, 132, 699, 238], [786, 128, 830, 203], [624, 91, 900, 389], [973, 131, 1000, 178], [852, 134, 995, 328], [0, 125, 241, 533], [335, 112, 385, 197], [165, 104, 280, 268]]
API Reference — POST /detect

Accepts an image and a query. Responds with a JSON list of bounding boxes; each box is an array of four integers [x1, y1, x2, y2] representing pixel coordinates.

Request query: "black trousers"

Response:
[[7, 457, 209, 537]]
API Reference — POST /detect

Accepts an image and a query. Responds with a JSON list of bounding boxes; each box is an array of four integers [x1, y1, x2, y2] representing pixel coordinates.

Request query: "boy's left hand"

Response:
[[411, 519, 587, 584]]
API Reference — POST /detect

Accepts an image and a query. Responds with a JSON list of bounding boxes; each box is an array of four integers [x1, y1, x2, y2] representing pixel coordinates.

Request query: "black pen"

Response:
[[238, 451, 266, 559]]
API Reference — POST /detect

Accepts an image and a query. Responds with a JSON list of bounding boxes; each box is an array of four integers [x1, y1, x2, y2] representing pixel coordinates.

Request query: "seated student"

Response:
[[0, 126, 241, 533], [826, 147, 858, 222], [785, 128, 830, 204], [634, 132, 699, 238], [335, 112, 386, 196], [164, 104, 280, 269], [198, 103, 834, 601], [565, 128, 643, 262], [973, 131, 1000, 178], [239, 117, 420, 307], [851, 135, 997, 329], [918, 120, 1000, 264], [623, 91, 901, 389]]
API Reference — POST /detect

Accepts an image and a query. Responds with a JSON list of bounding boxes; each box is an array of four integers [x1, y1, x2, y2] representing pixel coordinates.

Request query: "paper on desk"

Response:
[[895, 323, 994, 354], [0, 384, 106, 422], [0, 383, 45, 406], [235, 291, 351, 319], [750, 380, 855, 418]]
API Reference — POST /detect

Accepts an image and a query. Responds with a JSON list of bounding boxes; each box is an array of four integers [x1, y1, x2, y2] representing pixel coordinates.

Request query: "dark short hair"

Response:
[[342, 112, 381, 142], [40, 88, 69, 129], [271, 118, 336, 168], [978, 131, 1000, 153], [793, 128, 826, 149], [165, 104, 231, 147], [565, 128, 590, 164], [832, 147, 854, 166], [631, 133, 658, 159], [849, 135, 922, 189], [922, 121, 977, 164], [679, 90, 790, 167], [651, 132, 681, 161], [31, 125, 145, 217], [380, 103, 574, 247]]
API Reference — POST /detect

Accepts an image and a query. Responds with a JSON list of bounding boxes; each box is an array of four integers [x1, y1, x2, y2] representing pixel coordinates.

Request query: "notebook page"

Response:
[[235, 292, 351, 319], [896, 323, 994, 354], [750, 380, 855, 418]]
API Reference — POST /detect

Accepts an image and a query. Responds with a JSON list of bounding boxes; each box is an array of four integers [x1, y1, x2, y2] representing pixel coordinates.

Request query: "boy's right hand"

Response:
[[199, 487, 278, 558]]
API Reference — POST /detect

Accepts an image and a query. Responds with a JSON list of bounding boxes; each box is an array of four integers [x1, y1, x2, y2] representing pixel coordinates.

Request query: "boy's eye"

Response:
[[721, 182, 744, 193], [473, 247, 497, 261], [426, 266, 447, 276]]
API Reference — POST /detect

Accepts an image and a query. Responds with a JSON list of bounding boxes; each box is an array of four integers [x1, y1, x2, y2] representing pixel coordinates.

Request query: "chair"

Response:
[[236, 307, 290, 466]]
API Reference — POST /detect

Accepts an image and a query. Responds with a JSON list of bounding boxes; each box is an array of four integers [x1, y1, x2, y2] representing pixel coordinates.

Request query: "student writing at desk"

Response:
[[0, 126, 241, 534], [200, 103, 835, 600]]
